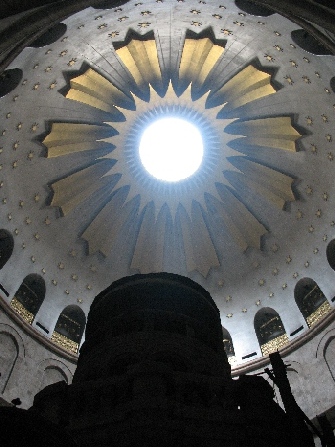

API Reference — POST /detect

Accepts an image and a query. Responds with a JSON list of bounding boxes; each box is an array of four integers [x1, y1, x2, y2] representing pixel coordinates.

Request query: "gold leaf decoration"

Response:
[[44, 123, 115, 157], [226, 117, 301, 152], [115, 38, 164, 94], [306, 301, 331, 327], [66, 67, 133, 113], [208, 65, 276, 112], [51, 331, 79, 354], [178, 37, 225, 93], [261, 333, 289, 356], [10, 297, 34, 324]]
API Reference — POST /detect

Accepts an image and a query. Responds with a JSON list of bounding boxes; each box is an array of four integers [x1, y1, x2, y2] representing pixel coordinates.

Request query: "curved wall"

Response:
[[0, 297, 75, 408]]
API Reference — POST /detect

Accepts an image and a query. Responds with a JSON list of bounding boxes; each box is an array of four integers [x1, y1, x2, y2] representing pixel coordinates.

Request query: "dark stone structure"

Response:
[[0, 273, 315, 446]]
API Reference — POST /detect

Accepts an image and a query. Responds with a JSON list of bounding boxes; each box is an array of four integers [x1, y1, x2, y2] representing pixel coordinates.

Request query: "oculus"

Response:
[[43, 32, 301, 277], [138, 117, 204, 182]]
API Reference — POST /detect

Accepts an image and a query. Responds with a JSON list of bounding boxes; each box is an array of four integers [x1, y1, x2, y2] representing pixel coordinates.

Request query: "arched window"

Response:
[[235, 0, 273, 17], [29, 23, 67, 47], [222, 326, 236, 365], [254, 308, 289, 356], [11, 274, 45, 324], [291, 29, 332, 55], [330, 77, 335, 94], [326, 239, 335, 271], [51, 305, 86, 354], [0, 69, 23, 98], [295, 278, 331, 327], [0, 229, 14, 269], [92, 0, 129, 9]]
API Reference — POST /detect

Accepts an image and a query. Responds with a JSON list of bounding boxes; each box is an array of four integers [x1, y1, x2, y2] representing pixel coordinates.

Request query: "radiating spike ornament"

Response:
[[43, 32, 301, 277]]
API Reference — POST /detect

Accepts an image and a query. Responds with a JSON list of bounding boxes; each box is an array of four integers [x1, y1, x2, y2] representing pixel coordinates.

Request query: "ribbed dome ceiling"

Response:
[[0, 0, 335, 364]]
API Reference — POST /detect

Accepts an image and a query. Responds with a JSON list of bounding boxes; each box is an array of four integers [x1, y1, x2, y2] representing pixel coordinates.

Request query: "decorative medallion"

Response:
[[43, 32, 300, 277]]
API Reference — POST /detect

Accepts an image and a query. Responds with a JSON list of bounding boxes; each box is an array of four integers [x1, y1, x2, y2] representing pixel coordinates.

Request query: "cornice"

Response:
[[0, 295, 78, 363]]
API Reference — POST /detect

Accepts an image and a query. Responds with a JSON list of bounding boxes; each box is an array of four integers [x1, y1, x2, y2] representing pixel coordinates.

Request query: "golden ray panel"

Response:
[[178, 37, 225, 94], [43, 32, 301, 277], [115, 38, 164, 94], [65, 68, 133, 113], [210, 65, 276, 112]]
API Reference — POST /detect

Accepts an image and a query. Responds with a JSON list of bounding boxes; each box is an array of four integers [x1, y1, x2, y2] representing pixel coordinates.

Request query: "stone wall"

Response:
[[232, 315, 335, 442], [1, 289, 335, 432], [0, 297, 76, 408]]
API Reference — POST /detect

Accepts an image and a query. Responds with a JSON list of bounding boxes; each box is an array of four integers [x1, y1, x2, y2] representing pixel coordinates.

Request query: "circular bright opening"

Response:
[[139, 117, 203, 182]]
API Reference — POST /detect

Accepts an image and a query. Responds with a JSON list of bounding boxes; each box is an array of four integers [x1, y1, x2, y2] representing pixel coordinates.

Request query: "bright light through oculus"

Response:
[[139, 117, 203, 182]]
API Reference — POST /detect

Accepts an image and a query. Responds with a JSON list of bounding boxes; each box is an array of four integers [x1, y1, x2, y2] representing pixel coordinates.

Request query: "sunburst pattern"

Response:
[[43, 33, 301, 277]]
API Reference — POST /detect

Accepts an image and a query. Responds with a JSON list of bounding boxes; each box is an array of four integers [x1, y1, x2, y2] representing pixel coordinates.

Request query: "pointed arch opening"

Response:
[[326, 239, 335, 271], [51, 305, 86, 354], [330, 77, 335, 94], [254, 307, 289, 356], [235, 0, 274, 17], [0, 229, 14, 270], [0, 69, 23, 98], [222, 326, 236, 365], [295, 278, 331, 327], [29, 23, 67, 48], [93, 0, 129, 8], [10, 274, 45, 324], [291, 29, 332, 55]]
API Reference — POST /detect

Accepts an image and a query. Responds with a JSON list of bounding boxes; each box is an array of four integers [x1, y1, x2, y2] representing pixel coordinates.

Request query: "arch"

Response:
[[28, 23, 67, 47], [294, 278, 330, 327], [0, 333, 18, 393], [51, 305, 86, 354], [38, 358, 73, 385], [235, 0, 273, 17], [92, 0, 129, 9], [0, 324, 25, 394], [36, 360, 71, 393], [0, 324, 25, 357], [326, 238, 335, 270], [0, 229, 14, 270], [330, 77, 335, 94], [317, 328, 335, 356], [11, 274, 46, 325], [43, 366, 68, 385], [222, 326, 236, 365], [317, 329, 335, 383], [0, 68, 23, 97], [291, 29, 332, 55], [254, 307, 289, 356]]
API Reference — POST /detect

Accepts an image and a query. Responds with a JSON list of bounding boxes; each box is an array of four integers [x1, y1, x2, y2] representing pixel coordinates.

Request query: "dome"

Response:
[[0, 1, 335, 426]]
